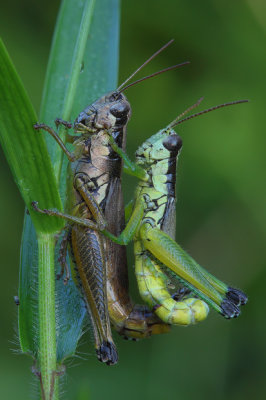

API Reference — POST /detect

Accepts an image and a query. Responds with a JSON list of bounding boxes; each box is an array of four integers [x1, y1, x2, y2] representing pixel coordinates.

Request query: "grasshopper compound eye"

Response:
[[162, 134, 182, 155], [110, 102, 130, 118], [110, 102, 131, 127]]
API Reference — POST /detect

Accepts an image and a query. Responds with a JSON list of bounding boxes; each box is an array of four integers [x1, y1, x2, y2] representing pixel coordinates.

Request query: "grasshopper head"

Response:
[[74, 91, 131, 134], [136, 128, 183, 166]]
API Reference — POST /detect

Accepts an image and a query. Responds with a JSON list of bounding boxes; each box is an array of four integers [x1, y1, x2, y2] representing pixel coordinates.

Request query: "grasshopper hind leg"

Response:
[[187, 255, 248, 309], [219, 283, 247, 318], [134, 244, 209, 326], [227, 287, 248, 306], [70, 226, 118, 365], [97, 341, 118, 366], [140, 223, 246, 318]]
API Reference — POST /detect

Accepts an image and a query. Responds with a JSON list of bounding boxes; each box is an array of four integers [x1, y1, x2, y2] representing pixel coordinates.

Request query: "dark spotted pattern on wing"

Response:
[[72, 227, 106, 320]]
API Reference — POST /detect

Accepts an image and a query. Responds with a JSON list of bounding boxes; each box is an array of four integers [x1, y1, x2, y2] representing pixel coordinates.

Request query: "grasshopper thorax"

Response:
[[74, 91, 131, 135], [136, 129, 182, 195]]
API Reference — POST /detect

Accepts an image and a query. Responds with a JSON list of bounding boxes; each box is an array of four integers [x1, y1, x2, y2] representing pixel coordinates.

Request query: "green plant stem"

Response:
[[38, 234, 58, 400], [37, 3, 96, 398]]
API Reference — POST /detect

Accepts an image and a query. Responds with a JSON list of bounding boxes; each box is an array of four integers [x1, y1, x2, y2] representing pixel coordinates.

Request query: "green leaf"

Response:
[[0, 39, 63, 234], [18, 0, 120, 364]]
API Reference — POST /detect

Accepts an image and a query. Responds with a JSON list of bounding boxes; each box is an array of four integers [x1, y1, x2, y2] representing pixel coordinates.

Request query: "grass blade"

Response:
[[0, 39, 63, 234]]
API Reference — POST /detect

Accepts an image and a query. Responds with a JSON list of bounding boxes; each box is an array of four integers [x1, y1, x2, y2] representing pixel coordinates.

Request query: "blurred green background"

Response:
[[1, 1, 266, 399]]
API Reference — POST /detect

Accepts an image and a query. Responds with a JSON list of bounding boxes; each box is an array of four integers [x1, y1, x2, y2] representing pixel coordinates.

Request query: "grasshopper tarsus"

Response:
[[122, 336, 138, 342], [31, 200, 40, 212], [33, 123, 43, 130], [227, 287, 248, 306], [63, 276, 70, 285], [221, 299, 240, 319], [32, 201, 50, 215], [97, 340, 118, 366], [56, 267, 69, 284], [54, 118, 72, 129]]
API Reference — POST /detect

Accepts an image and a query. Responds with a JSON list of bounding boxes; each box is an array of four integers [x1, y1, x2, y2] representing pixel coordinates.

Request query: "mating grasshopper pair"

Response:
[[32, 42, 248, 366]]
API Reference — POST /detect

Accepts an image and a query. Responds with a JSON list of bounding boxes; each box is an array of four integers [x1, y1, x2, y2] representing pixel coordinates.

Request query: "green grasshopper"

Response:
[[97, 98, 249, 323], [33, 41, 189, 365]]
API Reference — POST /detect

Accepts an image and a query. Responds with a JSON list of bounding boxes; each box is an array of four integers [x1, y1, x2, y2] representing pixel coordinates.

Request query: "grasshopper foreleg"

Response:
[[34, 123, 76, 162], [106, 131, 149, 180], [32, 173, 108, 231], [54, 118, 72, 129], [102, 197, 145, 245], [74, 174, 106, 231], [32, 201, 100, 230]]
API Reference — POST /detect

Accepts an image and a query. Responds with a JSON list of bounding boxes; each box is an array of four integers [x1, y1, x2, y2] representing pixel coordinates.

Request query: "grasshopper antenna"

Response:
[[167, 97, 204, 129], [171, 99, 249, 128], [117, 39, 190, 93], [120, 62, 190, 93], [117, 39, 175, 92]]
